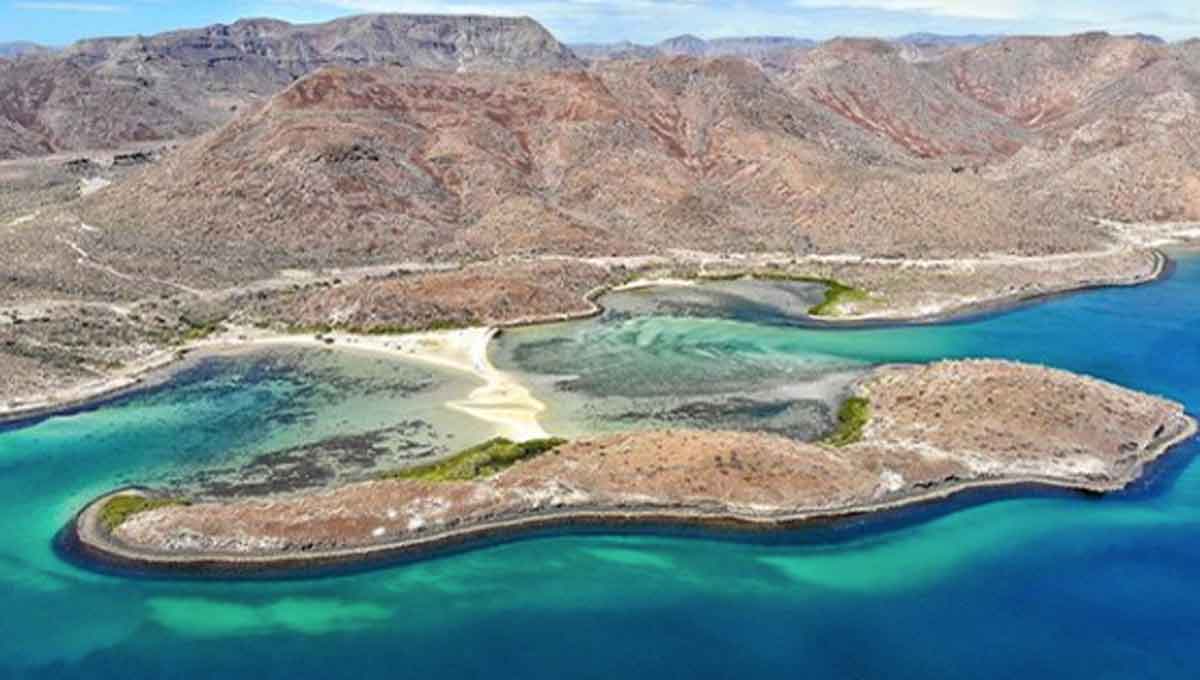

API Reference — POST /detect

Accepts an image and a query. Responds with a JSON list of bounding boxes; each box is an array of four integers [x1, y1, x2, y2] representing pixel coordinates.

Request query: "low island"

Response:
[[71, 359, 1196, 573]]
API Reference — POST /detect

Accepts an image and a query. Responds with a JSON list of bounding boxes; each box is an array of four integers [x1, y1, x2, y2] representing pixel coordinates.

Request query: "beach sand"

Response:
[[201, 327, 549, 442], [1, 324, 549, 442]]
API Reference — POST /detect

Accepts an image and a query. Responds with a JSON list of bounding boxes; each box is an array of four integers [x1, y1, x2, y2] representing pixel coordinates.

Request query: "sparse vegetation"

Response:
[[692, 271, 869, 317], [805, 278, 869, 317], [824, 397, 870, 447], [379, 437, 568, 482], [285, 322, 335, 336], [356, 319, 467, 335], [285, 319, 467, 337], [178, 321, 222, 342], [172, 312, 228, 344], [98, 495, 188, 531]]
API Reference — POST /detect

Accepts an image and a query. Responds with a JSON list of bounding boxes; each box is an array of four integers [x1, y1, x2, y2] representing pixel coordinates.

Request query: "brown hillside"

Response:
[[80, 59, 1104, 286]]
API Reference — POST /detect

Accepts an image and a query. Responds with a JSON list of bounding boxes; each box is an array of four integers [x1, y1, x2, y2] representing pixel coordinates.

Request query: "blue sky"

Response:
[[3, 0, 1199, 46]]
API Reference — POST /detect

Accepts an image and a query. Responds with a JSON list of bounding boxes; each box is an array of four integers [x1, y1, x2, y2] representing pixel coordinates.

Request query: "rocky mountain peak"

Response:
[[0, 13, 582, 158], [657, 34, 709, 56]]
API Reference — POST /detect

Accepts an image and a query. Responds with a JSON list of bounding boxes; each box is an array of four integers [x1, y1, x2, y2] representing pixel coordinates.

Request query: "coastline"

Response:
[[0, 248, 1175, 425], [191, 327, 548, 442], [68, 411, 1198, 575], [1, 326, 549, 441], [817, 248, 1171, 326], [0, 348, 184, 426], [506, 247, 1174, 332]]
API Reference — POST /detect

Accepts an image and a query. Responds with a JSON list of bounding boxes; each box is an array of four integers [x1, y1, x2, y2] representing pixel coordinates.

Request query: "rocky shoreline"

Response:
[[69, 452, 1196, 576], [821, 248, 1169, 324], [70, 360, 1197, 575]]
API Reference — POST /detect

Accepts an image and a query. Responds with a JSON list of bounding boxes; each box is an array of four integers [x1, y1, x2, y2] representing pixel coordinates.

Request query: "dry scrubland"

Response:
[[77, 61, 1111, 279], [242, 260, 616, 332], [78, 361, 1192, 565]]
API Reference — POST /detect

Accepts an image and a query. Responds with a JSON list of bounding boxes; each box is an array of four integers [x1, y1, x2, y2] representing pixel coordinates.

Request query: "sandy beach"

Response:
[[1, 323, 549, 443], [195, 327, 549, 442], [611, 277, 698, 292]]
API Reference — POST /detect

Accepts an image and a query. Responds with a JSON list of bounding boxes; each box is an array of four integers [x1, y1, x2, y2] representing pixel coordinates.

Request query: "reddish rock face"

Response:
[[80, 55, 1114, 287], [782, 38, 1028, 160], [0, 14, 581, 158], [96, 360, 1191, 564], [9, 26, 1200, 232], [944, 33, 1165, 127], [5, 29, 1186, 294]]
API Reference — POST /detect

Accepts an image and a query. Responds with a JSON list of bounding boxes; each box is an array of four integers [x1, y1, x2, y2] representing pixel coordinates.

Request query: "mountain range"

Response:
[[0, 14, 579, 157], [0, 41, 53, 59], [2, 15, 1198, 289], [571, 33, 998, 62]]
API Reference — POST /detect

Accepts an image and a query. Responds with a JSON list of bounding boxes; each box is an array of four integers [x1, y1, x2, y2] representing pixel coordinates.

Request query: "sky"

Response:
[[2, 0, 1199, 47]]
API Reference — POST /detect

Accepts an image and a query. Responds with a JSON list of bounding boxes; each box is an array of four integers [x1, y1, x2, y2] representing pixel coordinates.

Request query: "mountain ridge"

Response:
[[0, 14, 581, 158], [75, 56, 1105, 287], [0, 41, 53, 59]]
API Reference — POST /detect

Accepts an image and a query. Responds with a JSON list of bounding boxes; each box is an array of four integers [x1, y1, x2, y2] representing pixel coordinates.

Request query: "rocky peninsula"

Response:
[[72, 359, 1196, 572]]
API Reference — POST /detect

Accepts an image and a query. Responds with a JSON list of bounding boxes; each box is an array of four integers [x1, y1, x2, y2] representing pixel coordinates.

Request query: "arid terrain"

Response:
[[0, 14, 579, 158], [74, 360, 1195, 569], [4, 18, 1200, 407]]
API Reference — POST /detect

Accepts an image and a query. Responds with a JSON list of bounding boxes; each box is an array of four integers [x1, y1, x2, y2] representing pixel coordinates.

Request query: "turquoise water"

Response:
[[491, 280, 868, 439], [4, 258, 1200, 678]]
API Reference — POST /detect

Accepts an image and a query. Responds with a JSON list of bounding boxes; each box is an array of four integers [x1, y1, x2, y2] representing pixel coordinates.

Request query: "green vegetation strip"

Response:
[[98, 495, 188, 531], [178, 322, 222, 342], [380, 437, 568, 482], [824, 397, 870, 447], [804, 278, 869, 317], [695, 272, 868, 317]]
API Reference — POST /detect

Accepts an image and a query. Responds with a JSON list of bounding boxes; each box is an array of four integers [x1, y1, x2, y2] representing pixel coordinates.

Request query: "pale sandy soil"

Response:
[[1, 323, 549, 442], [0, 348, 179, 418], [7, 212, 36, 226], [193, 326, 547, 441], [585, 245, 1169, 321], [78, 177, 111, 197], [1094, 218, 1200, 248], [611, 278, 698, 291]]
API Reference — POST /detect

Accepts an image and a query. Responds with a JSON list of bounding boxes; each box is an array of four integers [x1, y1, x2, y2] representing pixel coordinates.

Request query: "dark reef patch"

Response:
[[170, 420, 451, 498]]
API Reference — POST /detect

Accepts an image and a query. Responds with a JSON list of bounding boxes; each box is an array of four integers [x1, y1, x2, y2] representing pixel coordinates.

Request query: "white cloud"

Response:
[[251, 0, 1200, 42], [267, 0, 704, 20], [14, 1, 126, 11], [790, 0, 1032, 21]]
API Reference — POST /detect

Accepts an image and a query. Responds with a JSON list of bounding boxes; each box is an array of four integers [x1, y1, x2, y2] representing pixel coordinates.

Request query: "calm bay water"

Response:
[[3, 257, 1200, 678]]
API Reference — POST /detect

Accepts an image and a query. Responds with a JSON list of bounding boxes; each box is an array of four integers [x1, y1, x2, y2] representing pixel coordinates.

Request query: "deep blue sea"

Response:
[[3, 255, 1200, 679]]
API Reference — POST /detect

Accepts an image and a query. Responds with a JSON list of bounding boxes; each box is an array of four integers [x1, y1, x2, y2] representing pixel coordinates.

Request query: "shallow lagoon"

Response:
[[3, 257, 1200, 678], [492, 280, 868, 439]]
